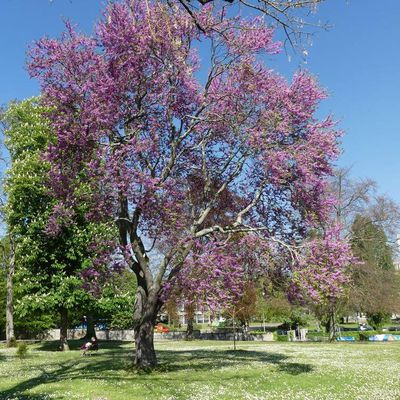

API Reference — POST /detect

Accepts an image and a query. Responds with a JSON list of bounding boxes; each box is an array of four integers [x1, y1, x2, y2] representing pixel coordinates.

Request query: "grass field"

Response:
[[1, 340, 400, 400]]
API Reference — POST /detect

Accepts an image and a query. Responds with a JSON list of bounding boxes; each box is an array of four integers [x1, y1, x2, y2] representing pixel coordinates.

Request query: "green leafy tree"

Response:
[[234, 283, 258, 329], [256, 292, 292, 327], [96, 269, 137, 330], [349, 215, 400, 328], [3, 99, 116, 349]]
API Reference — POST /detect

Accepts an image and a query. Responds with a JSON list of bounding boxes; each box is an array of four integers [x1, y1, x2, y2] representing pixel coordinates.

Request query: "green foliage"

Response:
[[274, 333, 288, 342], [281, 308, 310, 330], [306, 331, 329, 340], [256, 293, 292, 323], [307, 331, 361, 340], [348, 215, 400, 318], [16, 342, 28, 358], [351, 215, 394, 271], [367, 313, 390, 330], [14, 311, 56, 338], [250, 330, 273, 336], [2, 99, 126, 339], [97, 270, 137, 329], [109, 310, 134, 330], [235, 283, 258, 325]]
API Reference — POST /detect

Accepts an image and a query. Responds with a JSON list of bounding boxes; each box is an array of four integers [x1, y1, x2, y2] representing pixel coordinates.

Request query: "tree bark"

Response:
[[59, 308, 70, 351], [328, 309, 336, 342], [186, 317, 194, 340], [185, 303, 195, 340], [84, 313, 97, 340], [133, 290, 158, 368], [6, 238, 15, 345], [134, 318, 157, 368]]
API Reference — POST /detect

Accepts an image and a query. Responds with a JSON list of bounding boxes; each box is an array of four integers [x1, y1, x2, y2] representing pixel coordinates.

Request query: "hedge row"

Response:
[[306, 330, 387, 341]]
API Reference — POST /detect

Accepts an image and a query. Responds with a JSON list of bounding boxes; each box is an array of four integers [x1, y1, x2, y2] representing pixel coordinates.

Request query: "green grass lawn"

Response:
[[1, 340, 400, 400]]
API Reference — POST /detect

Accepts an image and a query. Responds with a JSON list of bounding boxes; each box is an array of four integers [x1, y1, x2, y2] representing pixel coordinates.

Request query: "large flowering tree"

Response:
[[29, 0, 350, 367]]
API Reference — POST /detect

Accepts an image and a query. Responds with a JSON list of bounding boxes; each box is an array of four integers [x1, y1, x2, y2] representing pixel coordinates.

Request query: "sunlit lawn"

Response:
[[1, 340, 400, 400]]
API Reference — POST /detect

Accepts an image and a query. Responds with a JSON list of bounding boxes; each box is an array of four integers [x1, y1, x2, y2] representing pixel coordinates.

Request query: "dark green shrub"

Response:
[[16, 342, 28, 358], [274, 333, 288, 342], [250, 330, 265, 335], [367, 313, 390, 330]]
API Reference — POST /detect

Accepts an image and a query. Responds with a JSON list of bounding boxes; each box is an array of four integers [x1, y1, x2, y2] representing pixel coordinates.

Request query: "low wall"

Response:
[[38, 329, 274, 342], [38, 329, 87, 341], [96, 330, 135, 341], [41, 329, 135, 341], [199, 332, 273, 341]]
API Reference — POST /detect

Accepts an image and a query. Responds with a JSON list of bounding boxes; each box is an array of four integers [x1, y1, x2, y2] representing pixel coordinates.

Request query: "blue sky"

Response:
[[1, 0, 400, 202]]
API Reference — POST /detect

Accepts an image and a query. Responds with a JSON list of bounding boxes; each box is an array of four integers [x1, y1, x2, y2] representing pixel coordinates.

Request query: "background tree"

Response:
[[255, 287, 291, 331], [330, 168, 400, 327], [3, 99, 118, 350], [29, 0, 350, 367], [348, 215, 400, 328], [234, 283, 257, 331], [4, 237, 15, 345], [97, 268, 137, 330], [330, 168, 400, 239]]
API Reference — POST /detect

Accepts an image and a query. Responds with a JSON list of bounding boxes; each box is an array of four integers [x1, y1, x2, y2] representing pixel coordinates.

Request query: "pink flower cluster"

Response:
[[289, 225, 354, 305]]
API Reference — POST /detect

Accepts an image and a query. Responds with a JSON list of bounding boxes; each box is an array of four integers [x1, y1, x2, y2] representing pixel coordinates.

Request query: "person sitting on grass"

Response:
[[80, 337, 98, 356]]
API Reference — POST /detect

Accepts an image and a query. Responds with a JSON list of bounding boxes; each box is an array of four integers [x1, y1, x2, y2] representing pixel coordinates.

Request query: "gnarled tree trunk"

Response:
[[133, 287, 159, 368], [134, 319, 157, 367]]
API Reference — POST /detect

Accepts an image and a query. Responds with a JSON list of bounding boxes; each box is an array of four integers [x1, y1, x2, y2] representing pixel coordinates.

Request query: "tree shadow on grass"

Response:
[[155, 348, 290, 373], [0, 344, 313, 398], [277, 362, 314, 375], [0, 394, 55, 400], [0, 361, 80, 400], [37, 339, 129, 352]]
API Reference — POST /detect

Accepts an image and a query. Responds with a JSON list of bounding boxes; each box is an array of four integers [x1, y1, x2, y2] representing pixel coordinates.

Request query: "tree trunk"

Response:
[[84, 313, 96, 340], [133, 287, 159, 368], [135, 319, 157, 368], [6, 239, 15, 345], [59, 308, 70, 351], [328, 310, 336, 342], [185, 303, 195, 340], [186, 317, 194, 340]]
